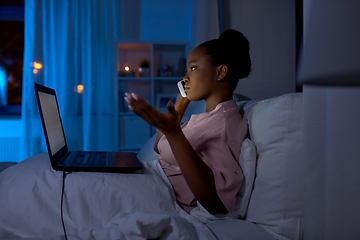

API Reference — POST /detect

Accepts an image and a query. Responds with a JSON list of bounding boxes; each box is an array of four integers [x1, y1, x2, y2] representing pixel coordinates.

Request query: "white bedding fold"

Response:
[[0, 153, 216, 240]]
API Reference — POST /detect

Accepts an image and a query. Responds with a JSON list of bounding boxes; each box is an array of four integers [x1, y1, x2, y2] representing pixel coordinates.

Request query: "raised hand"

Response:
[[124, 93, 181, 135]]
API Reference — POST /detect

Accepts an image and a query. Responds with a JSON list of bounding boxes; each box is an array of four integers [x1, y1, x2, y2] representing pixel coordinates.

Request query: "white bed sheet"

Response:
[[0, 153, 216, 240]]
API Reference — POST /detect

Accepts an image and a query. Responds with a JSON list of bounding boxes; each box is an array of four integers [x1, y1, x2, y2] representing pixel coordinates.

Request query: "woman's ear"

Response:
[[217, 64, 228, 81]]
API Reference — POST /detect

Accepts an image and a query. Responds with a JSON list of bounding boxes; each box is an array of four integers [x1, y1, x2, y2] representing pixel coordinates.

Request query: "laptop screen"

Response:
[[38, 91, 66, 156]]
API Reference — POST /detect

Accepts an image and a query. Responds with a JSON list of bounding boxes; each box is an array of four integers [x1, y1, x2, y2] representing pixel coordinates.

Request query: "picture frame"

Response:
[[155, 93, 178, 113]]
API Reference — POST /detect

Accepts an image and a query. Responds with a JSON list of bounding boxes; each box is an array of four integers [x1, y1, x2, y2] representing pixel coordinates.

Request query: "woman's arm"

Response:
[[164, 129, 228, 214], [154, 96, 190, 153], [124, 93, 227, 214]]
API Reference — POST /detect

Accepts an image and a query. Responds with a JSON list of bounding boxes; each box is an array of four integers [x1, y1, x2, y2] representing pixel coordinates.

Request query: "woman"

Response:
[[125, 29, 251, 216]]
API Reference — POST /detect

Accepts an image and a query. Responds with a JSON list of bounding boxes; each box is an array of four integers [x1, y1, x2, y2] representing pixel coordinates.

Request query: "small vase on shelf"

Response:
[[139, 59, 150, 77]]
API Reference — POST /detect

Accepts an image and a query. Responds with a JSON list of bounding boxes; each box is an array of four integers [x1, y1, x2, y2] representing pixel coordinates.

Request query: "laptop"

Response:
[[34, 83, 143, 173]]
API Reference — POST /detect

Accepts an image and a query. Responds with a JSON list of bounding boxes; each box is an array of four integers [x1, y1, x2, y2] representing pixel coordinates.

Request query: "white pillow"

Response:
[[243, 93, 303, 240], [137, 133, 159, 162], [233, 138, 257, 219]]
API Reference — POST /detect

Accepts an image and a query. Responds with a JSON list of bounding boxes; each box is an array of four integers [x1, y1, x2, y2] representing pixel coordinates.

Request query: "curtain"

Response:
[[20, 0, 44, 159], [21, 0, 122, 159]]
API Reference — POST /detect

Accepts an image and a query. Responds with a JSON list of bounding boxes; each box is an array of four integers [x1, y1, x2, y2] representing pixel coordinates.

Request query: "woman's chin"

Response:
[[186, 94, 194, 101]]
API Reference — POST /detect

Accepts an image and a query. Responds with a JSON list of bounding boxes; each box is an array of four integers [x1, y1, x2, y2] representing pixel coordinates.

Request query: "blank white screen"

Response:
[[38, 91, 66, 156]]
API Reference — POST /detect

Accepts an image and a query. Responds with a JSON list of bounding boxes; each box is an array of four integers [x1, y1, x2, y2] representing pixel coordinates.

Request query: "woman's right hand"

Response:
[[124, 93, 182, 135]]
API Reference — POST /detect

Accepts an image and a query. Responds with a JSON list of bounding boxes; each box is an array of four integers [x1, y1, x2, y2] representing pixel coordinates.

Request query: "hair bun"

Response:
[[198, 29, 251, 82], [218, 29, 251, 80], [218, 29, 250, 53]]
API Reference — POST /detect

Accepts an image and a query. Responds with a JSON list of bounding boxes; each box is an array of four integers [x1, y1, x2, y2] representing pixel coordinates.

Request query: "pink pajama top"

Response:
[[157, 100, 247, 213]]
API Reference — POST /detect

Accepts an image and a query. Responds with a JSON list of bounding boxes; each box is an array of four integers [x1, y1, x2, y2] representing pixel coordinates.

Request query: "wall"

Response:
[[139, 0, 192, 44], [225, 0, 296, 100]]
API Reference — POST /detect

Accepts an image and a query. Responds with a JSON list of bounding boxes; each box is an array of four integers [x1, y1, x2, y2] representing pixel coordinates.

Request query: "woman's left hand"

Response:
[[124, 93, 181, 134]]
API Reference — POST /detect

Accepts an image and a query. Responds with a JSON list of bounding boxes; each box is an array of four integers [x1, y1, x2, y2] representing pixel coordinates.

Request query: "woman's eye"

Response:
[[190, 66, 196, 71]]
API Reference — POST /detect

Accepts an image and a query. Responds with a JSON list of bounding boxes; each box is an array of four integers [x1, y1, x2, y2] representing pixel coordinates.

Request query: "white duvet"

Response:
[[0, 153, 216, 240]]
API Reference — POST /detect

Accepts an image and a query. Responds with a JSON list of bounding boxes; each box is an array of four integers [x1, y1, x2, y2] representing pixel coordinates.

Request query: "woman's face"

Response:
[[183, 46, 218, 101]]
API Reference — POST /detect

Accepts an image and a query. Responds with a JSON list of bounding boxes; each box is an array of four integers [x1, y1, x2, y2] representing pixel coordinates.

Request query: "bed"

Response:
[[0, 92, 303, 240]]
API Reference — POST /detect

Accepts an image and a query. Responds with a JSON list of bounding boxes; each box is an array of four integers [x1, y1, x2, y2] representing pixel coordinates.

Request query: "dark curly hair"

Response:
[[198, 29, 252, 91]]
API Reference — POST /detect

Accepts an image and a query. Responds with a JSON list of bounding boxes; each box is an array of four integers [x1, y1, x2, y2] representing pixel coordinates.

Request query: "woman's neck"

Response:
[[205, 94, 233, 112]]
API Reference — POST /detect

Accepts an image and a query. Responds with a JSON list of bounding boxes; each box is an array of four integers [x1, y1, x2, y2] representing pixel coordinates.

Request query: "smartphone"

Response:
[[177, 80, 187, 97]]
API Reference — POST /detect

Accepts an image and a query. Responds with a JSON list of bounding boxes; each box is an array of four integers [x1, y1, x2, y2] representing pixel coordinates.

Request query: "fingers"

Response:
[[124, 92, 134, 103], [124, 93, 156, 117], [124, 93, 133, 111], [124, 92, 140, 111], [124, 93, 163, 128], [131, 93, 138, 100], [123, 93, 181, 134]]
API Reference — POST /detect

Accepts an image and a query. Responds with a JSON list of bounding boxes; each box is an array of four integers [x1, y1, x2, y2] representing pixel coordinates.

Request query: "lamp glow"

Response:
[[34, 62, 43, 69], [77, 84, 84, 94]]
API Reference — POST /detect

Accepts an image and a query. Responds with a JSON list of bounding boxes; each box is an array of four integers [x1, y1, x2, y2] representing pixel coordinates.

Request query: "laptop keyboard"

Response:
[[73, 152, 107, 167]]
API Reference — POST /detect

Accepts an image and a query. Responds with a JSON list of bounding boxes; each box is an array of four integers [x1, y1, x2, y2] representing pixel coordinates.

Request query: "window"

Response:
[[0, 0, 24, 115]]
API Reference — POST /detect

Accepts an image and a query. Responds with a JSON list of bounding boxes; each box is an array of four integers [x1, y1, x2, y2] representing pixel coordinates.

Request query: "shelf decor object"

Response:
[[139, 59, 150, 77], [119, 64, 135, 77]]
